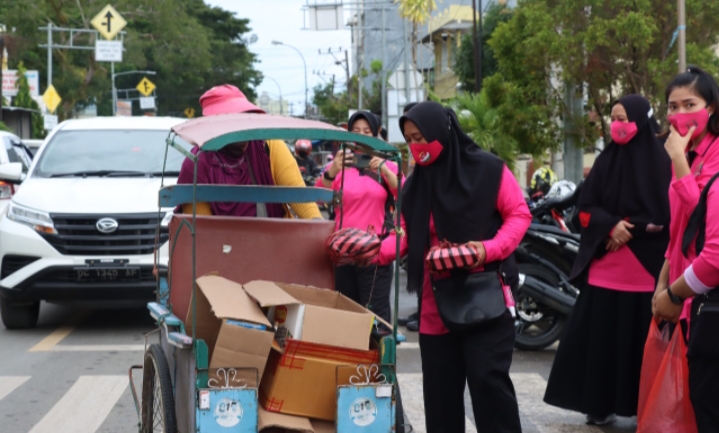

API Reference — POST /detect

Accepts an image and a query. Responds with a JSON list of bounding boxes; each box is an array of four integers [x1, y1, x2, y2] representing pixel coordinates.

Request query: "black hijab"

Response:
[[348, 111, 380, 137], [400, 101, 505, 293], [570, 94, 671, 280]]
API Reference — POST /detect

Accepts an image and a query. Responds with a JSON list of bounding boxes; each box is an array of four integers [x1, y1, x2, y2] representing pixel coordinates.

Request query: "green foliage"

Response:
[[487, 0, 719, 150], [12, 62, 44, 139], [453, 2, 514, 92], [312, 73, 384, 126], [0, 121, 9, 132], [0, 0, 262, 119]]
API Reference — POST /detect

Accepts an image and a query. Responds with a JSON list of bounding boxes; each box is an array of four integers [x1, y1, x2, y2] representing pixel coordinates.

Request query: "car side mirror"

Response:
[[0, 163, 24, 184]]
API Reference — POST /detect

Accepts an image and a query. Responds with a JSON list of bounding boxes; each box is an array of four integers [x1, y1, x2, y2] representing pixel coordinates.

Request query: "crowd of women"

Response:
[[175, 65, 719, 432]]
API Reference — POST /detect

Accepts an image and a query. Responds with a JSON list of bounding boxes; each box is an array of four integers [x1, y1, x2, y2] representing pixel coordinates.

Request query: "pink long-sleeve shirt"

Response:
[[384, 166, 531, 335], [316, 162, 401, 265], [681, 173, 719, 294], [666, 133, 719, 315]]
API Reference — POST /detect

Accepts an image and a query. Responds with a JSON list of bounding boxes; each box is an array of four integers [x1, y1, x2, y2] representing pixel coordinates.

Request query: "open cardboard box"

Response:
[[243, 280, 375, 351], [186, 275, 276, 383]]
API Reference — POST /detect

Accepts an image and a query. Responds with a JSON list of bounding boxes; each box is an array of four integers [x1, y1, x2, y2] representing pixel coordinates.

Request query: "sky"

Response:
[[206, 0, 353, 116]]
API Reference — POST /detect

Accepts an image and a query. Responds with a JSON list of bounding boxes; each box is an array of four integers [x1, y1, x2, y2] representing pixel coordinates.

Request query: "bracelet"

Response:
[[667, 285, 685, 305], [323, 170, 336, 181]]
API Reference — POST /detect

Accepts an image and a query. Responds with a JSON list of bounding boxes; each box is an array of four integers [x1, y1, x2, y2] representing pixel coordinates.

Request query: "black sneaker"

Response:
[[406, 320, 419, 332], [586, 414, 616, 426], [398, 311, 419, 326]]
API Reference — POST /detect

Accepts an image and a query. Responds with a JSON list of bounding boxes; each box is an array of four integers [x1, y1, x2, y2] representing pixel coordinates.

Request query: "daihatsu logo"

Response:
[[96, 218, 119, 234]]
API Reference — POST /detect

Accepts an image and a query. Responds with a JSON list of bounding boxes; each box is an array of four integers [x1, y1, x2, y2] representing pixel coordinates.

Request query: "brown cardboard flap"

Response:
[[210, 322, 274, 382], [244, 280, 301, 307], [301, 305, 373, 351], [258, 407, 314, 432], [196, 275, 271, 327], [276, 283, 339, 308]]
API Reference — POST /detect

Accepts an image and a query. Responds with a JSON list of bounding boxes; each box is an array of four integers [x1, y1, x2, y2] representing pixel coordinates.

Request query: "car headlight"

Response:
[[7, 202, 57, 235], [160, 211, 173, 228]]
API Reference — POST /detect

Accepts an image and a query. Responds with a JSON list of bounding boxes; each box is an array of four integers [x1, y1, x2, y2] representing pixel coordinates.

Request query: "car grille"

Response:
[[1, 255, 41, 278], [42, 213, 168, 256]]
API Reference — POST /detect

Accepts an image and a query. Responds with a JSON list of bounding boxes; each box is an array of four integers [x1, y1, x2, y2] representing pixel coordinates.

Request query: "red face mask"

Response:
[[409, 140, 444, 166], [667, 108, 710, 139], [610, 121, 638, 145]]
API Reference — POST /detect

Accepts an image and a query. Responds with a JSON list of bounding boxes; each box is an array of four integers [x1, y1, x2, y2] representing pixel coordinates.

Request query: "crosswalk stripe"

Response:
[[397, 373, 477, 433], [397, 342, 419, 349], [0, 376, 30, 402], [28, 376, 127, 433], [510, 373, 602, 433]]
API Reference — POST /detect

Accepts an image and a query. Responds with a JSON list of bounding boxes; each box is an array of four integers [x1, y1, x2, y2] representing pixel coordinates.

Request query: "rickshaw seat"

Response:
[[167, 215, 336, 322]]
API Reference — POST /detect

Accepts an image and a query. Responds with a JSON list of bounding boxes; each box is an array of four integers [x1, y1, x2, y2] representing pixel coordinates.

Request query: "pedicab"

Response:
[[128, 113, 406, 433]]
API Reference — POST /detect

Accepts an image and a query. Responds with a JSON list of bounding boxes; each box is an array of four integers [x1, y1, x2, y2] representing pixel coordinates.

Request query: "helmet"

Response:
[[531, 166, 558, 196], [295, 140, 312, 156], [546, 180, 576, 200]]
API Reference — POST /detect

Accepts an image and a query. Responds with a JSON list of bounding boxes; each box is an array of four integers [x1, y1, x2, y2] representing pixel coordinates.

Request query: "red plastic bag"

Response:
[[637, 320, 698, 433]]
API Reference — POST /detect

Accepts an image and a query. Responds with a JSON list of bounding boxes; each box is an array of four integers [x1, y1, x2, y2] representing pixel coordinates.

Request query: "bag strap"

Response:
[[682, 171, 719, 257]]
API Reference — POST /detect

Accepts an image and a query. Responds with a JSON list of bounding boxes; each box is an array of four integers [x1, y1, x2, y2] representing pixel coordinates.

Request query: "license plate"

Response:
[[75, 267, 140, 282]]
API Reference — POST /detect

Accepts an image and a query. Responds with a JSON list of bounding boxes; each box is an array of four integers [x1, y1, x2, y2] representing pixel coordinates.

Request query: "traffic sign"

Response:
[[42, 85, 62, 114], [95, 40, 123, 62], [184, 107, 196, 118], [136, 77, 156, 97], [139, 96, 156, 110], [43, 114, 58, 131], [91, 4, 127, 41]]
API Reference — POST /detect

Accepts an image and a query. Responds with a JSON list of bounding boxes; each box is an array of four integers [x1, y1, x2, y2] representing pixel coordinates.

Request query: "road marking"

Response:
[[510, 373, 602, 433], [0, 376, 30, 402], [397, 373, 477, 433], [397, 342, 419, 349], [28, 376, 127, 433], [50, 344, 144, 352], [29, 311, 92, 352]]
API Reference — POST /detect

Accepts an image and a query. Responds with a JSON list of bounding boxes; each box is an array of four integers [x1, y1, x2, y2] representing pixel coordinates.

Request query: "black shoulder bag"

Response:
[[682, 171, 719, 358]]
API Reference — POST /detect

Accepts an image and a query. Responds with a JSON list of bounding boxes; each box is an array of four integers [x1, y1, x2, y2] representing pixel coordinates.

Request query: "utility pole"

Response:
[[318, 47, 351, 100], [380, 0, 387, 129], [478, 0, 483, 92], [0, 29, 5, 121], [345, 50, 351, 102], [403, 18, 411, 104], [471, 0, 480, 93], [678, 0, 686, 72], [358, 0, 364, 110]]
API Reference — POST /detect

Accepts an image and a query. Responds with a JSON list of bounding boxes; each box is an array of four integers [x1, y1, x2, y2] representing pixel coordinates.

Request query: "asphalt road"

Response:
[[0, 270, 639, 433]]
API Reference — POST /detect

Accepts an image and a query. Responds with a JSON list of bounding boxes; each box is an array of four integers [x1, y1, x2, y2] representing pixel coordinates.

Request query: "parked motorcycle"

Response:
[[514, 182, 583, 351]]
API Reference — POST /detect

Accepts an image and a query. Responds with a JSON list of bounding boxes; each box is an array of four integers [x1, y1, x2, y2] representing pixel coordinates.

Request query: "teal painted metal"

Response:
[[202, 128, 397, 155], [157, 277, 170, 307], [196, 388, 258, 433], [159, 185, 334, 208], [168, 135, 196, 161], [195, 340, 210, 390], [337, 385, 395, 432]]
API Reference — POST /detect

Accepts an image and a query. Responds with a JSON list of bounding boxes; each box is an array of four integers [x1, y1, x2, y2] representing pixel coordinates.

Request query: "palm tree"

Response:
[[394, 0, 437, 95]]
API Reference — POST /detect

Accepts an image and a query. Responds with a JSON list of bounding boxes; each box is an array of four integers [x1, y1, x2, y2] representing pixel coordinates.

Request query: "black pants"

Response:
[[688, 296, 719, 433], [419, 313, 521, 433], [335, 264, 393, 324]]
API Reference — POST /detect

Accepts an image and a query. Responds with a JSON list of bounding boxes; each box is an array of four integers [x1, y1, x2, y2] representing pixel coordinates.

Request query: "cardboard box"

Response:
[[244, 280, 375, 351], [186, 275, 275, 382], [258, 407, 314, 432], [259, 339, 379, 421]]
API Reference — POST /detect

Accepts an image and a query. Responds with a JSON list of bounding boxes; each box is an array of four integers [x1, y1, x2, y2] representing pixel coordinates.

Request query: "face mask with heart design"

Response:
[[409, 140, 444, 166]]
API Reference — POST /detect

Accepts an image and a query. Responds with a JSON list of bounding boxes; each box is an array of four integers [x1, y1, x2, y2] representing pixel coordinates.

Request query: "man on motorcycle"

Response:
[[294, 139, 320, 179]]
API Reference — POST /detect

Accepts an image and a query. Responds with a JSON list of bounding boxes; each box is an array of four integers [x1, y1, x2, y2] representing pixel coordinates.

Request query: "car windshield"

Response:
[[32, 129, 192, 178]]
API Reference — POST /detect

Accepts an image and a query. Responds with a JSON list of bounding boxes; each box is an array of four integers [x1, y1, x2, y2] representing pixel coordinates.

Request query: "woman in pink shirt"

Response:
[[654, 66, 719, 432], [398, 102, 530, 433], [316, 111, 400, 324], [544, 95, 671, 426]]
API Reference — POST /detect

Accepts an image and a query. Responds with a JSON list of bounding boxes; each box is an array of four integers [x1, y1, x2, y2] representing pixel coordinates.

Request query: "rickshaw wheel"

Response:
[[141, 344, 177, 433]]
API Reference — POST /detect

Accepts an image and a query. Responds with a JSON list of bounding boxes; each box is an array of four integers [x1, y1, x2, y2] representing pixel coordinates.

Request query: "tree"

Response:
[[453, 2, 514, 92], [313, 67, 384, 126], [395, 0, 436, 94], [0, 0, 262, 119], [488, 0, 719, 150], [12, 62, 44, 138]]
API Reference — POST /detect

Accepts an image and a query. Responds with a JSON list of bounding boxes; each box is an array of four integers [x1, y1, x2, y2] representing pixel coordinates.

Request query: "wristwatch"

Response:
[[666, 285, 685, 305], [323, 170, 336, 181]]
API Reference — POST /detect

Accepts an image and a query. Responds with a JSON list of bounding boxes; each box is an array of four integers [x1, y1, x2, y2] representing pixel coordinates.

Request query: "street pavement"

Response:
[[0, 270, 639, 433]]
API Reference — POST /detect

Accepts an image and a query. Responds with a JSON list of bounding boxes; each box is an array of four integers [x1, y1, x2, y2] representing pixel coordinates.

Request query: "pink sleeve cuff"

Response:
[[670, 175, 700, 209], [684, 264, 714, 295], [482, 240, 502, 265]]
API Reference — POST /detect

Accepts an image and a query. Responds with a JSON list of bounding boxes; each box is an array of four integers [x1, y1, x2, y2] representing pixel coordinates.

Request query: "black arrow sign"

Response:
[[144, 81, 150, 93], [104, 11, 113, 32]]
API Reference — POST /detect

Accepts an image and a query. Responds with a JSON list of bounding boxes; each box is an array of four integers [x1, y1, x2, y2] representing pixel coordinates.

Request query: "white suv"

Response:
[[0, 116, 190, 328]]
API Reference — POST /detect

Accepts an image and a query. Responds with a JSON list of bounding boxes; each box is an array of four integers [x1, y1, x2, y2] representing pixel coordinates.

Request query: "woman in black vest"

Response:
[[399, 102, 531, 433]]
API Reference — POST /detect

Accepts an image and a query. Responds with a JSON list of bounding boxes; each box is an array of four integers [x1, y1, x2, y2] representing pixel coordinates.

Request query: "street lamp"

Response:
[[112, 70, 157, 116], [272, 40, 308, 118], [263, 76, 284, 115]]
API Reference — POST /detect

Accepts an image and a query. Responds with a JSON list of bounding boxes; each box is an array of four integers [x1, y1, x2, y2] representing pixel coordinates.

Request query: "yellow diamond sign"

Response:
[[91, 4, 127, 41], [184, 107, 196, 118], [136, 77, 156, 97], [42, 85, 62, 114]]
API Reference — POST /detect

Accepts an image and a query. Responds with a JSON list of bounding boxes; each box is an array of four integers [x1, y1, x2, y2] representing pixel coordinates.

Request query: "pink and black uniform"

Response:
[[316, 111, 399, 324], [544, 95, 672, 420], [397, 102, 529, 433]]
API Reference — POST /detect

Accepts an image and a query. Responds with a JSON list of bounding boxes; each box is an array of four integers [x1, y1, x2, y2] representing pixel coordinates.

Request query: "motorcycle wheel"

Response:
[[514, 264, 568, 351]]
